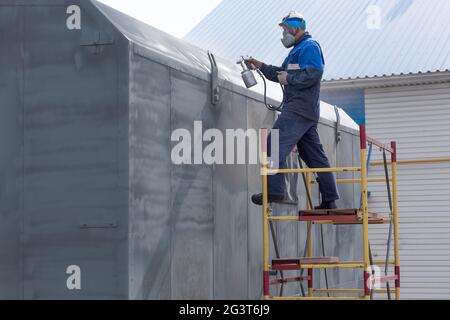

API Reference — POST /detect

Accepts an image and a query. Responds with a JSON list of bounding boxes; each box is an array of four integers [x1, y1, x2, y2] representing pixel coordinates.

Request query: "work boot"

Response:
[[251, 193, 285, 206], [314, 200, 338, 210]]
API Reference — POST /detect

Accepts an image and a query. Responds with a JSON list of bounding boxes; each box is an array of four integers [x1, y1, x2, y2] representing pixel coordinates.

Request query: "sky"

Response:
[[97, 0, 223, 38]]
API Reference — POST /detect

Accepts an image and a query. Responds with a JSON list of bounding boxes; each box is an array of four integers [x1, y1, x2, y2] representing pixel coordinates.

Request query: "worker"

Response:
[[246, 11, 339, 209]]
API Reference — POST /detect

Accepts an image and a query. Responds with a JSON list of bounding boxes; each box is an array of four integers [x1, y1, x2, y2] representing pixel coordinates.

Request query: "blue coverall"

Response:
[[260, 32, 339, 202]]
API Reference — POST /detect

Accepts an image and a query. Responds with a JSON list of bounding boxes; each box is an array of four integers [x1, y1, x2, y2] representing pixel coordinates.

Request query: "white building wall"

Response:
[[365, 82, 450, 299]]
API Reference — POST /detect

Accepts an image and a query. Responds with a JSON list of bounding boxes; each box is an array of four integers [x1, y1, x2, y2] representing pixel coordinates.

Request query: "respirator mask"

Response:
[[281, 29, 297, 48]]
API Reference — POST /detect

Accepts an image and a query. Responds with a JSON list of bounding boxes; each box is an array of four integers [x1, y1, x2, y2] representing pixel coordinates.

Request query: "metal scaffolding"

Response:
[[260, 125, 400, 300]]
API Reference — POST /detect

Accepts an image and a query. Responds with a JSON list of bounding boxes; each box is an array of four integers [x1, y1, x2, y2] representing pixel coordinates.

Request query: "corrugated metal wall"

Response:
[[365, 82, 450, 299]]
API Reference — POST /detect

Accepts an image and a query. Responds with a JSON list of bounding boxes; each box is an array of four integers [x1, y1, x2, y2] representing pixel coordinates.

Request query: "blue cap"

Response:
[[279, 11, 307, 29]]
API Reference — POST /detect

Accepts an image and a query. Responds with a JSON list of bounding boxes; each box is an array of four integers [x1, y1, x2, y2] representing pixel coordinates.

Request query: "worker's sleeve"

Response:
[[286, 43, 324, 89], [260, 63, 284, 83], [286, 68, 323, 90]]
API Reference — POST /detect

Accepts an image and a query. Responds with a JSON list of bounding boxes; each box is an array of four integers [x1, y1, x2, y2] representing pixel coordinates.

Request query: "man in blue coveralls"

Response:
[[246, 11, 339, 209]]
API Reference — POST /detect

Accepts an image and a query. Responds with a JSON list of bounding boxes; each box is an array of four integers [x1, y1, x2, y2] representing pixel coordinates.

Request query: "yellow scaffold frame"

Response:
[[260, 124, 400, 300]]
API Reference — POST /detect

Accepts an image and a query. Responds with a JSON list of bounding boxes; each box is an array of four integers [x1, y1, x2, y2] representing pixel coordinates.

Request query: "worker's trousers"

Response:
[[267, 111, 339, 202]]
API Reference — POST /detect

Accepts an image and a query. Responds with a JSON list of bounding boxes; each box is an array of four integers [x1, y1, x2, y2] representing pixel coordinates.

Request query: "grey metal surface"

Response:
[[0, 0, 129, 300], [212, 89, 248, 300], [246, 98, 276, 299], [0, 0, 362, 299], [21, 2, 128, 299], [0, 4, 22, 299], [128, 54, 172, 300], [169, 70, 214, 300]]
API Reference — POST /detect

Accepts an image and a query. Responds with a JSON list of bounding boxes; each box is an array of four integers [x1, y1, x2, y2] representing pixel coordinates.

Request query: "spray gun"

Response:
[[236, 56, 285, 112], [237, 56, 258, 88]]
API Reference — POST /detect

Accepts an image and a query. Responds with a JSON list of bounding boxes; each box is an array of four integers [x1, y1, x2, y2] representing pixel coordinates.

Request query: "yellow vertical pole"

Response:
[[391, 141, 400, 300], [261, 129, 270, 299], [306, 172, 313, 296], [360, 125, 370, 299]]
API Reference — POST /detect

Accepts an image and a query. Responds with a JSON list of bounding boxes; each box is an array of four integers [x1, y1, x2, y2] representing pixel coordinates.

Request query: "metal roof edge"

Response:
[[322, 71, 450, 90]]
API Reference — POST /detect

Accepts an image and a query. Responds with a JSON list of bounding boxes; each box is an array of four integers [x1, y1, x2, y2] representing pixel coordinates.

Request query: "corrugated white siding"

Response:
[[366, 82, 450, 299]]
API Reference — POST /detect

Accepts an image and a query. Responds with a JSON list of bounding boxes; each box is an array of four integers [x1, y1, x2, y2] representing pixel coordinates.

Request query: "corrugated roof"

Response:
[[184, 0, 450, 81]]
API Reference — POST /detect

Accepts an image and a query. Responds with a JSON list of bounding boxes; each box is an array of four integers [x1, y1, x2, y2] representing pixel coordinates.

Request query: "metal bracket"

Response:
[[79, 12, 115, 55], [334, 105, 341, 144], [80, 29, 114, 56], [208, 51, 220, 105], [79, 221, 118, 229], [80, 30, 114, 46]]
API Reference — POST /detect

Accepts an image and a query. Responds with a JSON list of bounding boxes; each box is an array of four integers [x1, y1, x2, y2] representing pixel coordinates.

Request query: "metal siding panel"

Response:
[[22, 5, 127, 299], [334, 128, 361, 294], [212, 89, 248, 299], [0, 5, 23, 299], [128, 55, 172, 299], [366, 83, 450, 299], [336, 128, 355, 209], [170, 71, 214, 299], [246, 98, 275, 299]]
